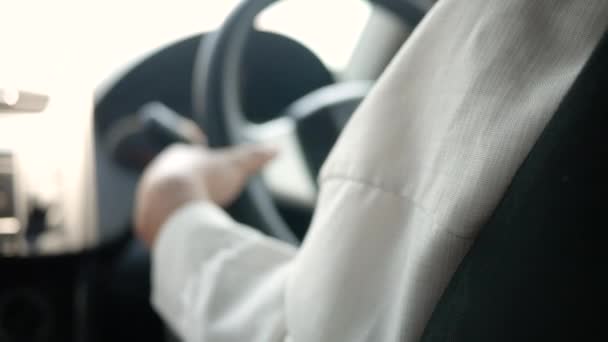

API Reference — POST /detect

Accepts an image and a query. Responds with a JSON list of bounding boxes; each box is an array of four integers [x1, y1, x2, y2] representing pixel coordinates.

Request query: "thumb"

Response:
[[224, 144, 278, 176]]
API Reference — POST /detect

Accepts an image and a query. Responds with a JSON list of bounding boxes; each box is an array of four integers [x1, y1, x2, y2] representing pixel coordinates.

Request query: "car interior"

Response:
[[1, 0, 605, 341]]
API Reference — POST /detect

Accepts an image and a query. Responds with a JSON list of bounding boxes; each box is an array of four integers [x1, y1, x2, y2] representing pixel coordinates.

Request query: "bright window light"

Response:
[[2, 1, 371, 86]]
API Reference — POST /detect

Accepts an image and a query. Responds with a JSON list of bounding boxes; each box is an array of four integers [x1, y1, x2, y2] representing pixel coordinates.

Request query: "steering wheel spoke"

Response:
[[243, 118, 317, 208]]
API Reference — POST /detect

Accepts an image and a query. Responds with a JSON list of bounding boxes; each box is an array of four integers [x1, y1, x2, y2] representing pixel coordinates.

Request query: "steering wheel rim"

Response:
[[192, 0, 427, 243]]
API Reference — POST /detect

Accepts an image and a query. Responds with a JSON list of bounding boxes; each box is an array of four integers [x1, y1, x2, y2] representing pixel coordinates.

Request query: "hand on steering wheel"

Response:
[[133, 141, 277, 248]]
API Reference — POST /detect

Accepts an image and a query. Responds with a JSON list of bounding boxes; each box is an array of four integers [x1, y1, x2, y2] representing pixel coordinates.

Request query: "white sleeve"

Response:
[[151, 201, 296, 342]]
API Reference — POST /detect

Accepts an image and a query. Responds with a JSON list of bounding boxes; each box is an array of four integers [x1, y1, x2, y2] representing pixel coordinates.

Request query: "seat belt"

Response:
[[420, 32, 608, 341]]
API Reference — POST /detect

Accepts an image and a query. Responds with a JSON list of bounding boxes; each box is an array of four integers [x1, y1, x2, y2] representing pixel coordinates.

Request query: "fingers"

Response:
[[223, 144, 278, 176], [180, 120, 207, 145]]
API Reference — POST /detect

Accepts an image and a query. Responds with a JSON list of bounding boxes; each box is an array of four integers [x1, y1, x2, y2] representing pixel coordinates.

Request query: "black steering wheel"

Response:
[[192, 0, 428, 243]]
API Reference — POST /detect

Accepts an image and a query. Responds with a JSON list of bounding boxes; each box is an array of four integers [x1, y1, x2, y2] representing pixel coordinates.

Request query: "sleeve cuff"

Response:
[[151, 200, 296, 339]]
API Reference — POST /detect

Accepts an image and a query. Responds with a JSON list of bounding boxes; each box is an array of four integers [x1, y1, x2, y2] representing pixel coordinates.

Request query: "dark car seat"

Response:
[[421, 31, 608, 341]]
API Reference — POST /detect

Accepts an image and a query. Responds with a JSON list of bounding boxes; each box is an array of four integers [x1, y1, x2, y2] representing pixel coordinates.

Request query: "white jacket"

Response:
[[152, 1, 608, 341]]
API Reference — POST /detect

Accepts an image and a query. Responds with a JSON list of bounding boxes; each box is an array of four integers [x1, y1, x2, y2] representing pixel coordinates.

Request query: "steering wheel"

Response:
[[192, 0, 428, 244]]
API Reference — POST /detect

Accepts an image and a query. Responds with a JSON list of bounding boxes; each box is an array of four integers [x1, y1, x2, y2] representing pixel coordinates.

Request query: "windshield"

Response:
[[3, 0, 371, 87]]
